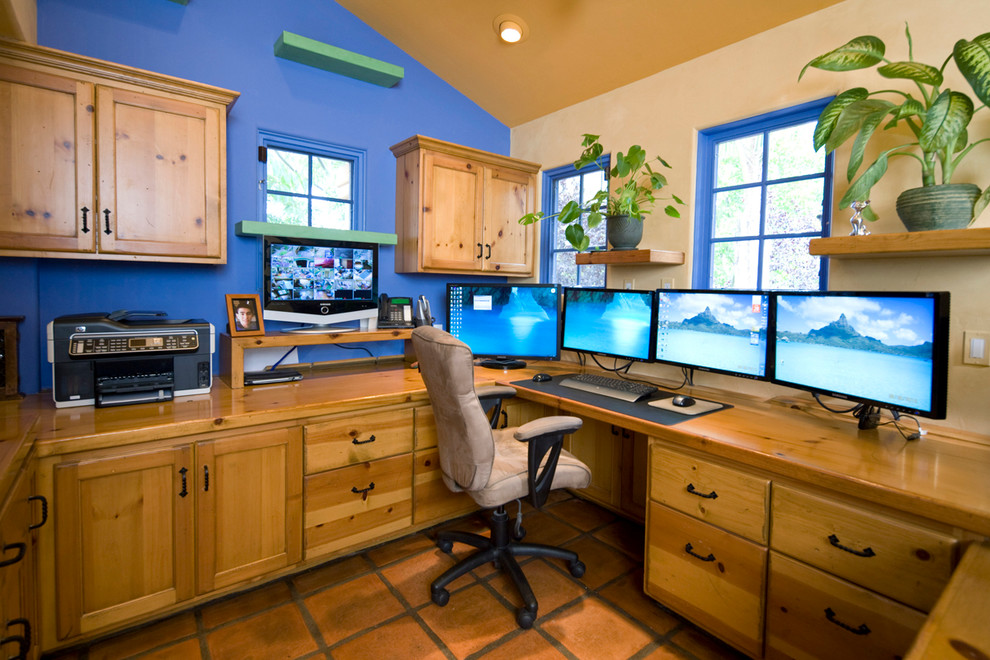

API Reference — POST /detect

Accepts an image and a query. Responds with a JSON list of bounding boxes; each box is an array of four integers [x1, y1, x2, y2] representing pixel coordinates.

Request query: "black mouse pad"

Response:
[[510, 374, 730, 426]]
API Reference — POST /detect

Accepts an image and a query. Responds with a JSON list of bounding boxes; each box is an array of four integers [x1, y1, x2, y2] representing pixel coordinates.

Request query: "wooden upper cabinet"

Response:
[[391, 135, 539, 277], [0, 38, 238, 263]]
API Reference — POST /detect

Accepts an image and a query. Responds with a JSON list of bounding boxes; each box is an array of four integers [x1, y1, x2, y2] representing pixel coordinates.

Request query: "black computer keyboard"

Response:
[[558, 373, 658, 403]]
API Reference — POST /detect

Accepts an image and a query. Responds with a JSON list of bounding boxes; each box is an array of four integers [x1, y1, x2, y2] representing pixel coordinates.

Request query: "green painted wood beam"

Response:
[[167, 0, 189, 5], [235, 221, 397, 245], [273, 31, 403, 88]]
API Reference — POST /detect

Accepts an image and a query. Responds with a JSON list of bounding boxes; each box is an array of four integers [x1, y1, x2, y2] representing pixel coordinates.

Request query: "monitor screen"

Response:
[[772, 291, 950, 418], [655, 290, 771, 379], [263, 235, 378, 330], [446, 283, 561, 369], [561, 288, 657, 362]]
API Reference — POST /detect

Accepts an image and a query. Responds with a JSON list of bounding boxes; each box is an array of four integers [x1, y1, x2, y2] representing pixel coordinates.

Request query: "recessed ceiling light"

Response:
[[493, 14, 528, 44]]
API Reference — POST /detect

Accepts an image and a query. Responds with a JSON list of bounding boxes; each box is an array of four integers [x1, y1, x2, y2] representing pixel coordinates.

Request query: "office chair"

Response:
[[411, 326, 591, 628]]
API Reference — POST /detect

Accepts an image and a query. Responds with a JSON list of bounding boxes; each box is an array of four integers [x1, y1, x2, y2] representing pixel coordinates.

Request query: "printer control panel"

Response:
[[69, 331, 200, 356]]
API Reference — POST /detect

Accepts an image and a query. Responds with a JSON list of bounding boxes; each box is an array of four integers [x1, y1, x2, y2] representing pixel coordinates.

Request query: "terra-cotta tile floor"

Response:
[[43, 492, 745, 660]]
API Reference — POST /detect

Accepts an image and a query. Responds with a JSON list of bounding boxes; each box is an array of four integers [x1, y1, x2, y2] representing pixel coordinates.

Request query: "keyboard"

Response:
[[558, 373, 658, 403]]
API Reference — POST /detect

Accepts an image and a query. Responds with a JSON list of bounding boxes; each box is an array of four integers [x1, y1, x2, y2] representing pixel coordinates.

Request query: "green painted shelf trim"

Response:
[[273, 31, 404, 88], [167, 0, 189, 5], [235, 221, 397, 245]]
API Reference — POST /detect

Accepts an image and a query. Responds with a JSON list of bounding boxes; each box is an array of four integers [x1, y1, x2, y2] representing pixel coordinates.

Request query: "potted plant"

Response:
[[518, 134, 684, 251], [800, 25, 990, 231]]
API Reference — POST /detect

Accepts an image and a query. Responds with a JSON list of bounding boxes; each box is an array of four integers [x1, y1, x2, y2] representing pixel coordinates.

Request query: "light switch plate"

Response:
[[963, 331, 990, 366]]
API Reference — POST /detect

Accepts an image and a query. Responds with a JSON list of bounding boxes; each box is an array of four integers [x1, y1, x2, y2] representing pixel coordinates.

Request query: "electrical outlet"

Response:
[[623, 279, 634, 290], [660, 278, 675, 289], [963, 331, 990, 366]]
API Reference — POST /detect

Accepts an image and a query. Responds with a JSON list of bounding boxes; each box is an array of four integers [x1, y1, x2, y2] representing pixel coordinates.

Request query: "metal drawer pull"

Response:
[[0, 633, 25, 660], [179, 467, 188, 497], [351, 482, 376, 501], [103, 208, 112, 235], [686, 483, 718, 499], [824, 607, 871, 635], [477, 243, 483, 259], [204, 465, 209, 492], [828, 534, 875, 557], [28, 495, 48, 530], [0, 543, 25, 568], [684, 542, 715, 562], [6, 618, 29, 652], [81, 206, 90, 233], [352, 435, 377, 445]]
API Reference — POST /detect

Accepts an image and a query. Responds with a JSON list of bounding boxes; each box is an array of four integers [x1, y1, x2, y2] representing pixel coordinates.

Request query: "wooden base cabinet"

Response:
[[1, 463, 43, 660]]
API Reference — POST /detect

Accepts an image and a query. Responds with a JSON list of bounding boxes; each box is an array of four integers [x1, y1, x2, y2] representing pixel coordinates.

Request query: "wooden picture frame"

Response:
[[226, 294, 265, 336]]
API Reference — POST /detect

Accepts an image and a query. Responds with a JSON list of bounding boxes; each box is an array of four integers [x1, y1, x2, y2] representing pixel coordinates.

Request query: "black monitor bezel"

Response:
[[560, 286, 658, 363], [770, 290, 950, 419]]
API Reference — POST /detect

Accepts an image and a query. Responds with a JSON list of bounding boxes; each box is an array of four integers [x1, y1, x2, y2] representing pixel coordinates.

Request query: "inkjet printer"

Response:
[[47, 310, 214, 408]]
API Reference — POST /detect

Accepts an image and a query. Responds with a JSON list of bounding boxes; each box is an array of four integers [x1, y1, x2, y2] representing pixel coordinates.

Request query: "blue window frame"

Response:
[[693, 99, 834, 290], [539, 157, 610, 287], [258, 130, 366, 230]]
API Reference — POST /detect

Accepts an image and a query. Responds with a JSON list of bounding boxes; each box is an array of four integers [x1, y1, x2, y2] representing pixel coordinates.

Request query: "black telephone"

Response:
[[378, 294, 415, 328]]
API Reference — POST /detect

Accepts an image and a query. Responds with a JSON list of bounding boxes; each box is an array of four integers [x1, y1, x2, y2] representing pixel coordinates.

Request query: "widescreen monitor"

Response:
[[654, 290, 771, 380], [561, 288, 657, 362], [446, 283, 561, 369], [772, 291, 950, 418]]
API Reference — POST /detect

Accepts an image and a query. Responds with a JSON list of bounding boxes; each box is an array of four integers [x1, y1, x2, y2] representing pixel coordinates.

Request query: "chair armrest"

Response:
[[513, 416, 584, 509], [476, 385, 517, 403], [513, 416, 583, 442]]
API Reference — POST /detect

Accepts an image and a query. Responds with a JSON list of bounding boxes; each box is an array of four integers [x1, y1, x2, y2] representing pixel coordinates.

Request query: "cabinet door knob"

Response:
[[80, 207, 90, 234], [179, 467, 188, 498], [476, 243, 483, 259], [203, 465, 210, 492], [485, 243, 492, 259], [28, 495, 48, 530], [103, 208, 112, 235]]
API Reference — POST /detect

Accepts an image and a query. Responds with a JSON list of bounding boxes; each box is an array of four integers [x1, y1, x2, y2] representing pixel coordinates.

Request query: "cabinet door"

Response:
[[483, 164, 535, 275], [54, 445, 195, 640], [96, 85, 225, 261], [420, 151, 484, 271], [563, 418, 621, 507], [0, 64, 95, 254], [0, 467, 38, 660], [196, 427, 302, 593]]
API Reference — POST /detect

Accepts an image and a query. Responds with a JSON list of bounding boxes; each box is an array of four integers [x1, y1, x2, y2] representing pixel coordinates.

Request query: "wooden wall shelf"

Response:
[[575, 249, 685, 266], [274, 31, 403, 88], [810, 227, 990, 258]]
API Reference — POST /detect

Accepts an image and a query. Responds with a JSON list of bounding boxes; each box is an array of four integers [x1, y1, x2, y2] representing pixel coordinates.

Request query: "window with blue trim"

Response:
[[258, 130, 366, 230], [693, 100, 833, 290], [540, 158, 609, 287]]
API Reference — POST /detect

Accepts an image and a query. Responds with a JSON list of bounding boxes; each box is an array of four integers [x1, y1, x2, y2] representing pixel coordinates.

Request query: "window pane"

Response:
[[585, 214, 606, 247], [553, 251, 577, 287], [312, 156, 351, 200], [711, 240, 758, 289], [556, 176, 579, 208], [579, 264, 606, 287], [714, 188, 761, 237], [762, 237, 820, 289], [715, 134, 763, 187], [765, 179, 824, 235], [312, 199, 350, 230], [268, 149, 308, 194], [767, 121, 824, 180], [582, 170, 606, 204], [266, 193, 307, 225]]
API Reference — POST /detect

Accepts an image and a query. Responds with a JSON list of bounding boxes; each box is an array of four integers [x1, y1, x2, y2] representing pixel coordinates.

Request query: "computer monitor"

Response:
[[561, 287, 657, 362], [446, 283, 561, 369], [262, 235, 378, 333], [772, 291, 950, 419], [654, 289, 771, 380]]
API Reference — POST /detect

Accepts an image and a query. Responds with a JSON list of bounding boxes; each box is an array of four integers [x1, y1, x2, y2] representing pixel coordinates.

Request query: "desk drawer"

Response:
[[304, 454, 412, 558], [651, 444, 769, 543], [766, 552, 926, 660], [646, 502, 766, 658], [413, 449, 477, 525], [305, 409, 414, 473], [771, 485, 957, 611]]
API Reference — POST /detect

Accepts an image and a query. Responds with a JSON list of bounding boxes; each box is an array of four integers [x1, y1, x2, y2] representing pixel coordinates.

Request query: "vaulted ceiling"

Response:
[[337, 0, 846, 127]]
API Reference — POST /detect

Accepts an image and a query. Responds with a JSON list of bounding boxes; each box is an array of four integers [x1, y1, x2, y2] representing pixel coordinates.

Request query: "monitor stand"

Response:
[[479, 358, 526, 370], [284, 324, 358, 334]]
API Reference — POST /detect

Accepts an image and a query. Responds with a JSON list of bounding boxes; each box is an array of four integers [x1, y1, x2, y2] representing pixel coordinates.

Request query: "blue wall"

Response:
[[5, 0, 509, 394]]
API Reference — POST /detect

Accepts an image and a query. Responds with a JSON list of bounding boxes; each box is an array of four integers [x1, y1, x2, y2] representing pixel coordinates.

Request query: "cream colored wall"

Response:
[[511, 0, 990, 434]]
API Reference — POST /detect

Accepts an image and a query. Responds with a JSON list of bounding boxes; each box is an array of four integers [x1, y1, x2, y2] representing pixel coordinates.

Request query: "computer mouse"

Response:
[[532, 373, 552, 382], [671, 395, 696, 408]]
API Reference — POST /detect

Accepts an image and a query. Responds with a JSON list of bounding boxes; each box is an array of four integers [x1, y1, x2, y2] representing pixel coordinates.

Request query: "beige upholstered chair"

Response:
[[411, 326, 591, 628]]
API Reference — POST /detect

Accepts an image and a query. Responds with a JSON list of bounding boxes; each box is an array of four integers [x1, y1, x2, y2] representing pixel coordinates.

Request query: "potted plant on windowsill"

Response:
[[800, 25, 990, 231], [518, 134, 684, 251]]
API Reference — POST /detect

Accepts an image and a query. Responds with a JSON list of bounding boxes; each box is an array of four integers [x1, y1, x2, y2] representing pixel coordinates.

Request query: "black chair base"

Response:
[[430, 506, 586, 628]]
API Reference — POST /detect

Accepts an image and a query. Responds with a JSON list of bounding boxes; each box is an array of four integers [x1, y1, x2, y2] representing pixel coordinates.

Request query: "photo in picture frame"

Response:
[[226, 294, 265, 336]]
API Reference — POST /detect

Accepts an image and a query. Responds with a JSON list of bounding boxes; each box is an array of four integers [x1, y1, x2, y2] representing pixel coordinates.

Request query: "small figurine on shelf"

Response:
[[849, 200, 871, 236]]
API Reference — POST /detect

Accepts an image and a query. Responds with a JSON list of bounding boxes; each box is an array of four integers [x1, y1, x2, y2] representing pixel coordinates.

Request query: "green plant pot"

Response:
[[895, 184, 980, 231], [606, 214, 643, 250]]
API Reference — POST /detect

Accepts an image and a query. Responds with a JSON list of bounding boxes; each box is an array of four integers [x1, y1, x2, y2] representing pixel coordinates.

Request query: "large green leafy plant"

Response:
[[519, 134, 683, 251], [799, 26, 990, 222]]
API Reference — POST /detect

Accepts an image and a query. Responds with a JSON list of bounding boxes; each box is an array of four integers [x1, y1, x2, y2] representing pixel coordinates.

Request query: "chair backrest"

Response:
[[412, 326, 495, 492]]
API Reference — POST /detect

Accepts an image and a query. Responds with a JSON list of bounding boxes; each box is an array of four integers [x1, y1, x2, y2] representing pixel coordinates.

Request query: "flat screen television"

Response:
[[446, 283, 561, 369], [771, 291, 950, 419], [654, 289, 771, 380], [561, 287, 657, 362], [263, 235, 378, 333]]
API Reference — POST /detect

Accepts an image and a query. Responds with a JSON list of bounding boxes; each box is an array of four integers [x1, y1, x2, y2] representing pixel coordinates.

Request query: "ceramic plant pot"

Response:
[[605, 214, 644, 250], [895, 183, 981, 231]]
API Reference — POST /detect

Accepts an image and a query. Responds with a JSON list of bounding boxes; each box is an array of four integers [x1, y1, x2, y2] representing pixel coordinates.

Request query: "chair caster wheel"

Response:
[[516, 607, 535, 629], [436, 538, 453, 553], [568, 560, 586, 578], [431, 587, 450, 607]]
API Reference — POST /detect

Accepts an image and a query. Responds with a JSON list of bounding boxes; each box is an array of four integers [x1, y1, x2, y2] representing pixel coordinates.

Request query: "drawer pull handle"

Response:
[[686, 483, 718, 499], [684, 542, 715, 562], [5, 618, 29, 652], [204, 465, 210, 492], [28, 495, 48, 530], [352, 435, 377, 445], [351, 482, 376, 501], [179, 467, 188, 498], [0, 633, 26, 659], [81, 206, 90, 233], [103, 208, 112, 235], [824, 607, 871, 636], [828, 534, 875, 557], [0, 543, 25, 568]]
